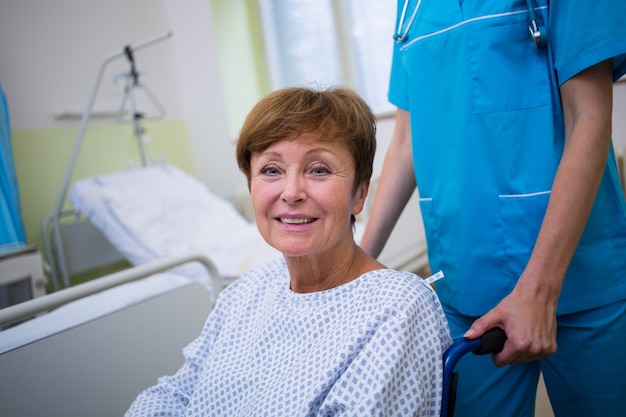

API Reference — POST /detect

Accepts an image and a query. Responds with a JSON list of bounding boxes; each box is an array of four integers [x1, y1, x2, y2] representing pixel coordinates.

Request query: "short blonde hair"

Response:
[[236, 87, 377, 194]]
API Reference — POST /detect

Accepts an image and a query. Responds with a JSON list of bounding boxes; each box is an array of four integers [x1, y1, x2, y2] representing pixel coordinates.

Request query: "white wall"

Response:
[[613, 82, 626, 154], [164, 0, 244, 196], [0, 0, 182, 130]]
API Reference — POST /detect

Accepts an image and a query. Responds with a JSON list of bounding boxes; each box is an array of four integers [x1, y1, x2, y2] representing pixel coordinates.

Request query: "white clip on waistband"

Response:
[[425, 270, 445, 285]]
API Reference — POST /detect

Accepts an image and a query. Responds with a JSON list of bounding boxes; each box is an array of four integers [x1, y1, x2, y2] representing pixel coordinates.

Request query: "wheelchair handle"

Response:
[[441, 327, 507, 417], [472, 327, 507, 355]]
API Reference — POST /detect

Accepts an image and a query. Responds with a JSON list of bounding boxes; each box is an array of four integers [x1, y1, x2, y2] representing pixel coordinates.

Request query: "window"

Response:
[[259, 0, 396, 115]]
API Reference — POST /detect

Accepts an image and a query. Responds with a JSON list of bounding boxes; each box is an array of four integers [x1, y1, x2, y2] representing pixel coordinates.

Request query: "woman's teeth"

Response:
[[280, 218, 313, 224]]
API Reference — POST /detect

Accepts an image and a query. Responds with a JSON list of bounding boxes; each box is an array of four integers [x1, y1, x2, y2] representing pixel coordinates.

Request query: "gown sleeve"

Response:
[[317, 280, 451, 417]]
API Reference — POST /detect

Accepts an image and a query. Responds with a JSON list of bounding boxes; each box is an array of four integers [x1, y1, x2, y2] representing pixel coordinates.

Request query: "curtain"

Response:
[[0, 83, 26, 246]]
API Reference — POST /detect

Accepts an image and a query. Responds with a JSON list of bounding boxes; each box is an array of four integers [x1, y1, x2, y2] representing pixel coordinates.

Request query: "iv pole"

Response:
[[116, 44, 167, 166], [47, 31, 172, 290]]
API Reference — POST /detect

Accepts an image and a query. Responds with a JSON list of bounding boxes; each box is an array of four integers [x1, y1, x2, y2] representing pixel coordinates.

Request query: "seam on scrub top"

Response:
[[499, 190, 551, 198], [400, 6, 548, 51], [418, 197, 433, 202]]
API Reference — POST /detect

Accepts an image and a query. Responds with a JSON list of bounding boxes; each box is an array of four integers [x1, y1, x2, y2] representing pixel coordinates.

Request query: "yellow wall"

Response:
[[12, 120, 194, 253], [210, 0, 269, 139]]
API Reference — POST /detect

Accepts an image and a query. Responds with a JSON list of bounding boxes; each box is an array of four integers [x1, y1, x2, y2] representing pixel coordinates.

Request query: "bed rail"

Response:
[[0, 252, 220, 328]]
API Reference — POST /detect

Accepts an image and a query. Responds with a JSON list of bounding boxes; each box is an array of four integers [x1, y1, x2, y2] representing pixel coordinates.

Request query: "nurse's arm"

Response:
[[465, 59, 614, 366], [360, 109, 416, 258]]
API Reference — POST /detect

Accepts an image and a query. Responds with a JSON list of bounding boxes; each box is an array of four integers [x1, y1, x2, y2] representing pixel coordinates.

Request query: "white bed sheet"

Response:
[[0, 271, 194, 354], [69, 164, 281, 279]]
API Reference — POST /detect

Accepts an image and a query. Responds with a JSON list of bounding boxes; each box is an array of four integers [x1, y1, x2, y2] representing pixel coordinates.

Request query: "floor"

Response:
[[535, 374, 554, 417]]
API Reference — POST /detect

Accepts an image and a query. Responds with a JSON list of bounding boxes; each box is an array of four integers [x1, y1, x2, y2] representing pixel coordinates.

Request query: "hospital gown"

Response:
[[125, 258, 452, 417]]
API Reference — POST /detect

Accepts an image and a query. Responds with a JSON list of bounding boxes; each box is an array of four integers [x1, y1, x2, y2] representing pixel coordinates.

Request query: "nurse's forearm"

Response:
[[518, 60, 613, 301], [360, 109, 416, 258]]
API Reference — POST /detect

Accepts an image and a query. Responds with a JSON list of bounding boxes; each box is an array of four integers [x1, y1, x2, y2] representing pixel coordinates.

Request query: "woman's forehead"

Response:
[[257, 133, 348, 156]]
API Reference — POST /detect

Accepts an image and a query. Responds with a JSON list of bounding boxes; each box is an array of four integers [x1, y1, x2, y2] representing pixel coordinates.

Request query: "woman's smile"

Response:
[[278, 216, 316, 225]]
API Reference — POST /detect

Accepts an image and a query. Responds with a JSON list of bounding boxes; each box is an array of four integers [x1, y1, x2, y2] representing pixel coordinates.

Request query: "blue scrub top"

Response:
[[389, 0, 626, 316]]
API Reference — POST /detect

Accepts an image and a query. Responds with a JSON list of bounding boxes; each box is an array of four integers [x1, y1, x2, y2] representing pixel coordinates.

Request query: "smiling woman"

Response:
[[124, 87, 452, 417], [249, 134, 368, 290], [237, 87, 376, 292]]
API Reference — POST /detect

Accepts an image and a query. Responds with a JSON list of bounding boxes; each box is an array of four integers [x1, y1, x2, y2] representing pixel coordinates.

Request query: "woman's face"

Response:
[[249, 134, 368, 259]]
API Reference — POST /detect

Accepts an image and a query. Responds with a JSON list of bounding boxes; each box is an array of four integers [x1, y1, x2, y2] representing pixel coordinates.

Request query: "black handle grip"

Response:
[[473, 327, 507, 355]]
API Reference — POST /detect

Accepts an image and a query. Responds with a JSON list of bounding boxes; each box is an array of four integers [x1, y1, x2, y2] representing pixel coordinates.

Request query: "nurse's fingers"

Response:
[[493, 329, 557, 366], [463, 312, 503, 340]]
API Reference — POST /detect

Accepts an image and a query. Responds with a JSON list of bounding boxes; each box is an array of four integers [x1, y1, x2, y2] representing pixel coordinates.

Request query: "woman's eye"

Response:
[[260, 166, 280, 176], [310, 165, 330, 175]]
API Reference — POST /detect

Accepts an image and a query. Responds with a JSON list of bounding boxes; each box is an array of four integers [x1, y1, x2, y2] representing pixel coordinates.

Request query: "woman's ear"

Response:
[[351, 179, 370, 216]]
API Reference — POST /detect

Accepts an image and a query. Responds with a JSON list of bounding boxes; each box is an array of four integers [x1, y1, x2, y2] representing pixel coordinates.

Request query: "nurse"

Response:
[[361, 1, 626, 416]]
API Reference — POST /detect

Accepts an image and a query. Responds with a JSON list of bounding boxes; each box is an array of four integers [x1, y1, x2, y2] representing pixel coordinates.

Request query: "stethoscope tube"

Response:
[[393, 0, 422, 43], [394, 0, 545, 49]]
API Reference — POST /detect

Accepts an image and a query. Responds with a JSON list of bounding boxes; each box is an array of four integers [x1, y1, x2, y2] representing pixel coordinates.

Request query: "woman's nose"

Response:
[[280, 175, 306, 203]]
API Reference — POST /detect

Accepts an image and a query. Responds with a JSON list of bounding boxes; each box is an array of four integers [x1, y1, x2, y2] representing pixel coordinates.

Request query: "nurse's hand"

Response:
[[463, 277, 558, 367]]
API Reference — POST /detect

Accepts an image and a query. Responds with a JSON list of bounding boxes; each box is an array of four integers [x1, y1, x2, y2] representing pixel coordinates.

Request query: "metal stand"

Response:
[[46, 31, 172, 290]]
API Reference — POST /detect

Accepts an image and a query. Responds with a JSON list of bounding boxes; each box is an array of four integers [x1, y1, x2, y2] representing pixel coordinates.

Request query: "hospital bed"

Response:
[[0, 252, 219, 417], [44, 163, 283, 290], [44, 163, 430, 290]]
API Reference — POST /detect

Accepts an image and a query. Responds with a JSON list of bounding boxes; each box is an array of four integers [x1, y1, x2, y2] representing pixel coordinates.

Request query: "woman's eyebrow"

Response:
[[304, 147, 339, 158], [257, 146, 338, 160]]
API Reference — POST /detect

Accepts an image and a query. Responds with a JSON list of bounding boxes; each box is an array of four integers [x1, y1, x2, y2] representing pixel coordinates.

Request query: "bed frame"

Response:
[[0, 253, 218, 417]]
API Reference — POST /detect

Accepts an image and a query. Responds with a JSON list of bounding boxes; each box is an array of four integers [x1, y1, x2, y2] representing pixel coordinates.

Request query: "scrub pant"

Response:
[[444, 299, 626, 417]]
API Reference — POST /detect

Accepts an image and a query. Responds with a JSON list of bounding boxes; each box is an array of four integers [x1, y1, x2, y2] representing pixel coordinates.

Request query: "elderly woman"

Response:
[[125, 87, 451, 417]]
